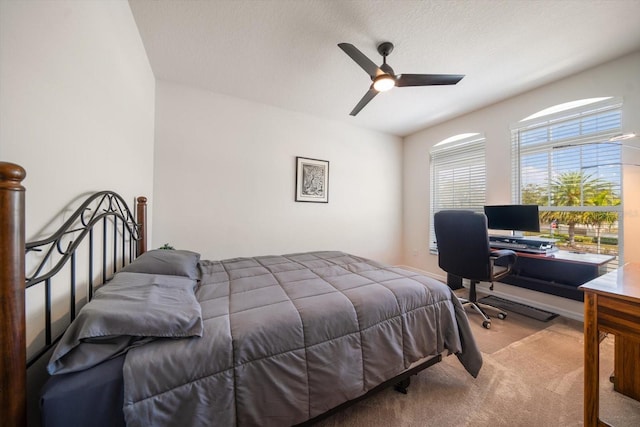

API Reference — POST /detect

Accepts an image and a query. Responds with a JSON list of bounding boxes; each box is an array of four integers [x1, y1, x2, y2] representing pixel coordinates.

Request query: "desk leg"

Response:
[[447, 274, 463, 290], [614, 335, 640, 401], [584, 292, 600, 427]]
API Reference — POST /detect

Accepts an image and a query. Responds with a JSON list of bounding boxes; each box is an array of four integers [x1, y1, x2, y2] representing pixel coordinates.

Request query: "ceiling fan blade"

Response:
[[396, 74, 464, 87], [338, 43, 381, 78], [350, 89, 378, 116]]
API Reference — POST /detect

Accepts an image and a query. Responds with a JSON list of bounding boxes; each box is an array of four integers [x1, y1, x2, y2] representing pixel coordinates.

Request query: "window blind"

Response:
[[430, 135, 486, 252], [511, 99, 622, 207]]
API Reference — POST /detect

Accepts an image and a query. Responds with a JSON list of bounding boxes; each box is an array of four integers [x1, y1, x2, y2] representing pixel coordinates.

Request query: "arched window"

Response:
[[511, 97, 622, 265], [430, 133, 486, 252]]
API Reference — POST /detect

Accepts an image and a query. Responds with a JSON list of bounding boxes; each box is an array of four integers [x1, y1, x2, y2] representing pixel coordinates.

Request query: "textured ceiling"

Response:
[[128, 0, 640, 137]]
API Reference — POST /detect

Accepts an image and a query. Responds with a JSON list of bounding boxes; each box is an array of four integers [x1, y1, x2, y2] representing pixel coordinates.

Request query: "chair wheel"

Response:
[[482, 320, 491, 329], [497, 312, 507, 320]]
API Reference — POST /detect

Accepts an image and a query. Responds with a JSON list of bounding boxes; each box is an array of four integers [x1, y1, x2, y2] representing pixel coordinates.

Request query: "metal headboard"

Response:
[[25, 191, 145, 368], [0, 161, 148, 426]]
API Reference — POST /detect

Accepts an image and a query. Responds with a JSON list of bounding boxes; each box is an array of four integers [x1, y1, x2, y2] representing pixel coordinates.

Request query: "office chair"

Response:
[[434, 210, 518, 329]]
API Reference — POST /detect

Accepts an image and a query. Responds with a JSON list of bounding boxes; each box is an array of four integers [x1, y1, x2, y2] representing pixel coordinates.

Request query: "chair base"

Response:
[[459, 280, 507, 329], [458, 298, 507, 329]]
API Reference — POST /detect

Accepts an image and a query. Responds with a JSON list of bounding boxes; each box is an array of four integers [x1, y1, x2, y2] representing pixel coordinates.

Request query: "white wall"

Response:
[[0, 0, 155, 240], [0, 2, 155, 422], [153, 80, 403, 264], [403, 51, 640, 318]]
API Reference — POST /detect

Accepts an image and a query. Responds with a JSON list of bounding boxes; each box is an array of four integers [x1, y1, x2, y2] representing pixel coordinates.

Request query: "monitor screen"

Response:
[[483, 204, 541, 233]]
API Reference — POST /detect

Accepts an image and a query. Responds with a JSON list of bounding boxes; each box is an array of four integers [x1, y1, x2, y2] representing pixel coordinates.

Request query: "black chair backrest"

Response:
[[434, 210, 492, 282]]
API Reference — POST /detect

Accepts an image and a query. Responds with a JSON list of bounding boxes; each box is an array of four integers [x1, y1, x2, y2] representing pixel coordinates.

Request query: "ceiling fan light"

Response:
[[373, 75, 395, 92]]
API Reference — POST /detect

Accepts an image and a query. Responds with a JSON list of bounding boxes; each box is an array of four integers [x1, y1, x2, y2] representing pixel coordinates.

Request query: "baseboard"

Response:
[[395, 265, 583, 322], [396, 265, 446, 282]]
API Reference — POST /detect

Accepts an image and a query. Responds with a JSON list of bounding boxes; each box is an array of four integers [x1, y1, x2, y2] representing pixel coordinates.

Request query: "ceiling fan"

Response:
[[338, 42, 465, 116]]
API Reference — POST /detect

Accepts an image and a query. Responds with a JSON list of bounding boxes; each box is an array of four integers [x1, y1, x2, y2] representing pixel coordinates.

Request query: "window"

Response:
[[511, 98, 622, 264], [430, 134, 486, 252]]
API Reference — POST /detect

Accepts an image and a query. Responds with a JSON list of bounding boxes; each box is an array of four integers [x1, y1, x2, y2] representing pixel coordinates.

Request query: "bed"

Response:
[[0, 161, 482, 427]]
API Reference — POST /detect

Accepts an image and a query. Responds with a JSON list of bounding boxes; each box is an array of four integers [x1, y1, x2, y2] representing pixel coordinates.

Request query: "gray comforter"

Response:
[[122, 251, 482, 426]]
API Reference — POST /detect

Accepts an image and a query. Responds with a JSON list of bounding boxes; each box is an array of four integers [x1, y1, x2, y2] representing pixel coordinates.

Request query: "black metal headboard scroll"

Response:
[[0, 161, 148, 427], [25, 191, 144, 368]]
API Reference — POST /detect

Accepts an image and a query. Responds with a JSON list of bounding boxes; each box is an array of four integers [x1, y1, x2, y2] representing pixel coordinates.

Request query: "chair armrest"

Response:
[[490, 249, 518, 281], [491, 249, 517, 267]]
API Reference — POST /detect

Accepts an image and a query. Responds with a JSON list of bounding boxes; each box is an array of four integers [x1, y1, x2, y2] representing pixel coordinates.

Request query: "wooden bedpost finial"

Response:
[[0, 161, 26, 427], [0, 162, 27, 189]]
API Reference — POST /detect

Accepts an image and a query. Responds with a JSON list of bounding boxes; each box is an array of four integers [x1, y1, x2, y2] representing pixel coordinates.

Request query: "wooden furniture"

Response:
[[0, 162, 27, 427], [580, 262, 640, 427], [500, 249, 615, 301]]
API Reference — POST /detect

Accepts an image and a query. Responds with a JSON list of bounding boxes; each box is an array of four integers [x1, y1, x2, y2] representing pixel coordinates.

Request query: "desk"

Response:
[[580, 263, 640, 427], [499, 250, 614, 301]]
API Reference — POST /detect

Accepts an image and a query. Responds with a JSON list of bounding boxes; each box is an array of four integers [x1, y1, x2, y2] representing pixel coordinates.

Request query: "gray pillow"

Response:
[[48, 272, 203, 375], [122, 249, 200, 279]]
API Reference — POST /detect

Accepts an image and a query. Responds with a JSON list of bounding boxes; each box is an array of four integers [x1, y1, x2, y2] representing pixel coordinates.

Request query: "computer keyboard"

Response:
[[489, 236, 558, 254], [490, 241, 558, 254], [490, 241, 528, 249]]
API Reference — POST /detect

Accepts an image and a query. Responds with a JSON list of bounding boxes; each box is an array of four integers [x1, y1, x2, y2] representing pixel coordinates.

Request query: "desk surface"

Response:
[[580, 262, 640, 301], [515, 249, 615, 266]]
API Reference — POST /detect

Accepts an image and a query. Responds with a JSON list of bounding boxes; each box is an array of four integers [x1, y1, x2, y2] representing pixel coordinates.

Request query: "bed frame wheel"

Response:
[[482, 320, 491, 329], [497, 312, 507, 320]]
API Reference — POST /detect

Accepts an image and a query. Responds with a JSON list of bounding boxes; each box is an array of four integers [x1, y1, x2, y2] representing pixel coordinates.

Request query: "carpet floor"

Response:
[[314, 303, 640, 426]]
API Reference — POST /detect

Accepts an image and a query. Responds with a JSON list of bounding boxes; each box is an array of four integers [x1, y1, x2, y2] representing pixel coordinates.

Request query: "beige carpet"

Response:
[[314, 308, 640, 427]]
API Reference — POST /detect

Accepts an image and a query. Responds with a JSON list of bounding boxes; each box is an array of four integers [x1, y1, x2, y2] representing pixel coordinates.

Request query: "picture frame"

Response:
[[295, 157, 329, 203]]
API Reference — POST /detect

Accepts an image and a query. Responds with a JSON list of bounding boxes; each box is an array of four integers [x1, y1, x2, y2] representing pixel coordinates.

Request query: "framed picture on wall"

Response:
[[295, 157, 329, 203]]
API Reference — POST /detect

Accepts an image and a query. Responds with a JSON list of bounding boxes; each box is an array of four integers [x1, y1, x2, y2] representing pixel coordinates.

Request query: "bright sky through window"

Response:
[[434, 133, 480, 147], [521, 97, 612, 122]]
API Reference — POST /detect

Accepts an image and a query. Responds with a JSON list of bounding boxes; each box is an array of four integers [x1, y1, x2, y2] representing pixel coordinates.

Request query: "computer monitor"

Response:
[[483, 204, 540, 235]]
